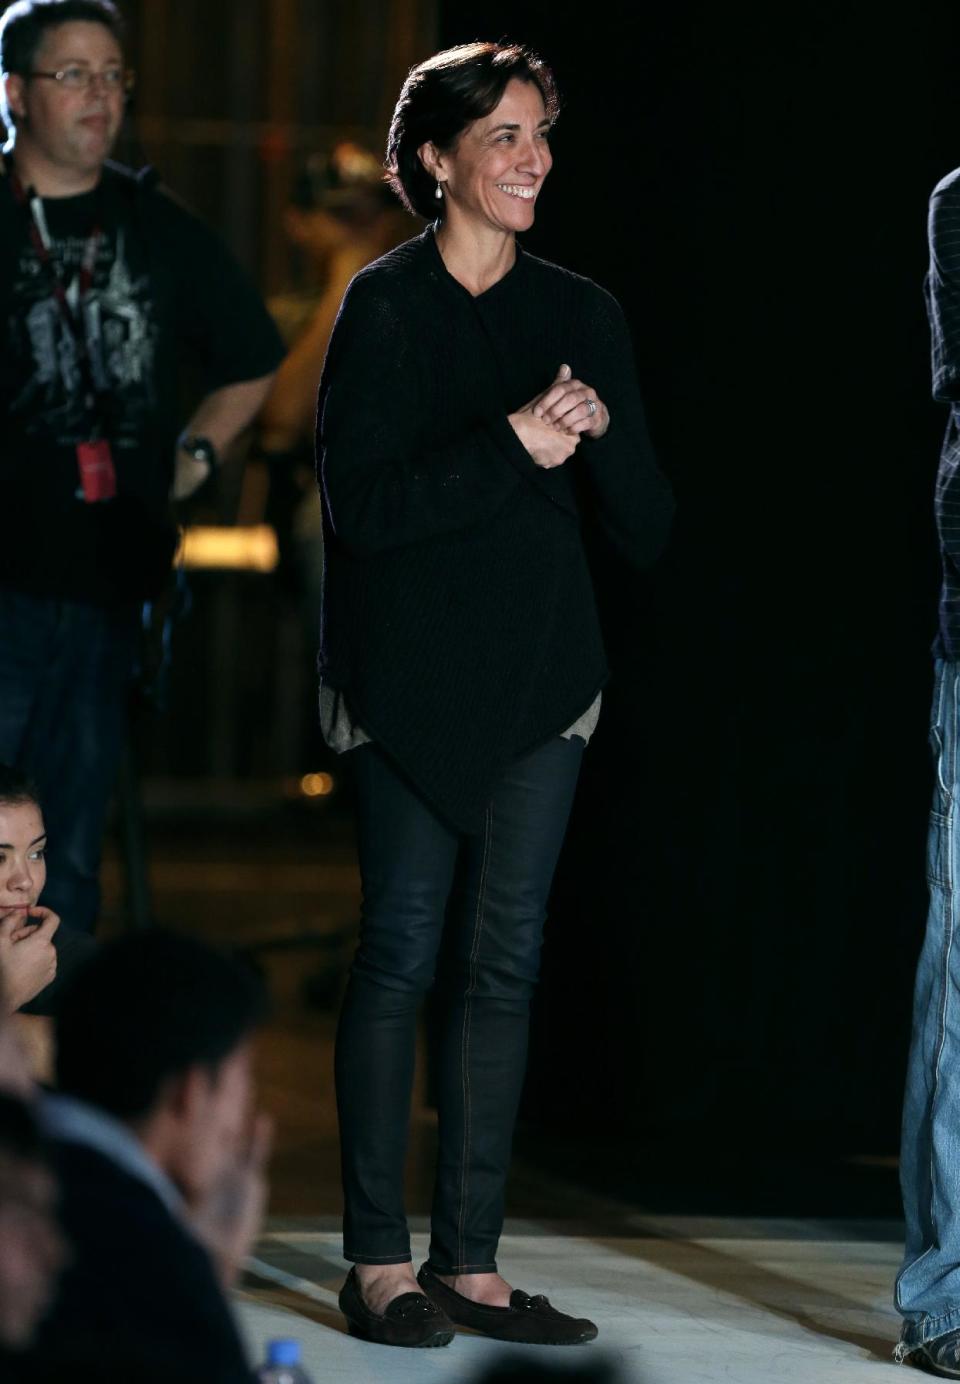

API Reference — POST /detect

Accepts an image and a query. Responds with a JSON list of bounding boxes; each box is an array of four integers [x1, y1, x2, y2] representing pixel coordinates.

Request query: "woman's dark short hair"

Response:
[[0, 763, 40, 812], [0, 0, 123, 120], [386, 41, 559, 221]]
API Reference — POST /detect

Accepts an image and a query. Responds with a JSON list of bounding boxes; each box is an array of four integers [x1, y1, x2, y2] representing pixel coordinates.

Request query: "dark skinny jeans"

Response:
[[335, 735, 583, 1275]]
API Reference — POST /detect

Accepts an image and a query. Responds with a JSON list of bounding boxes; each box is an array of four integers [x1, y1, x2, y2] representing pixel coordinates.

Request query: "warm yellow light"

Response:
[[177, 525, 279, 573], [300, 773, 335, 798]]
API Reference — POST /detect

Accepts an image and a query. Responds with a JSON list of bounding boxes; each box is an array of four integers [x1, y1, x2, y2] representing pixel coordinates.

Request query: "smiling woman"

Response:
[[386, 41, 558, 224], [422, 77, 552, 262], [316, 39, 675, 1349]]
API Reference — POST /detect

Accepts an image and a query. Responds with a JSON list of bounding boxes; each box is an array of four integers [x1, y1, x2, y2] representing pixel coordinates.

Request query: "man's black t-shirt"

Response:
[[0, 160, 284, 606]]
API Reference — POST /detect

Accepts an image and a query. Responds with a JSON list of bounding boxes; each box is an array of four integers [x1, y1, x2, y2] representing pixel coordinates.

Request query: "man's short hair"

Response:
[[0, 763, 40, 812], [55, 930, 267, 1122], [0, 0, 124, 127]]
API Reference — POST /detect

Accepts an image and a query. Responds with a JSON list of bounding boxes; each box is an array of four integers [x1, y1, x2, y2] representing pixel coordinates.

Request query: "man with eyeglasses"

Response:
[[0, 0, 284, 937]]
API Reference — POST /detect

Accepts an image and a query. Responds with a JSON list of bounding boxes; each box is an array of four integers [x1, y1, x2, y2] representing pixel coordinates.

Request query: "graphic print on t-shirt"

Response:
[[8, 226, 157, 448]]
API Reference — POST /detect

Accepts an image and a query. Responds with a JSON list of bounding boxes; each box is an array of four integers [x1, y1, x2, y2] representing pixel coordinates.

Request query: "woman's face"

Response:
[[430, 77, 553, 235], [0, 803, 46, 917]]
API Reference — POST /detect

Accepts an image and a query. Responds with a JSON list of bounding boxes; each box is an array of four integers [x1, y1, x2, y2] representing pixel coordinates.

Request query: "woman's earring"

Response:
[[435, 180, 443, 200]]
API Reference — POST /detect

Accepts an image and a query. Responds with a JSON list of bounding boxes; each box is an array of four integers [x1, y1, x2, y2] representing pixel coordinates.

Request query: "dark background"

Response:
[[112, 2, 960, 1191], [432, 3, 952, 1170]]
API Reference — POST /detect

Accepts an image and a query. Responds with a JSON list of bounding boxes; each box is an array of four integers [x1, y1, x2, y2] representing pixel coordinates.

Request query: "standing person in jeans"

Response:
[[897, 165, 960, 1376], [317, 42, 674, 1349], [0, 0, 284, 933]]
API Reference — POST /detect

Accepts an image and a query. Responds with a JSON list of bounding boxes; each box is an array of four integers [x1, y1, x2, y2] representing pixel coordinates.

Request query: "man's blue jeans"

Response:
[[0, 589, 137, 934], [335, 734, 583, 1274], [897, 659, 960, 1351]]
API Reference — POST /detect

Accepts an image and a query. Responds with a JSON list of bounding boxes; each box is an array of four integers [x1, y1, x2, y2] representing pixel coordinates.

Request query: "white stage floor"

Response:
[[236, 1216, 905, 1383]]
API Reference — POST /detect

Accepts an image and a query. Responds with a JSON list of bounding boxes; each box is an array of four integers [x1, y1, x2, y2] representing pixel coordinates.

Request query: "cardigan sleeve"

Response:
[[318, 274, 522, 556], [925, 181, 960, 569], [574, 286, 675, 569], [928, 180, 960, 404]]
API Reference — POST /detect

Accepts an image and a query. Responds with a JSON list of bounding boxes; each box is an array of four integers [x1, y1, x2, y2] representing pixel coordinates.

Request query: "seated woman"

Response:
[[0, 767, 96, 1077], [0, 766, 58, 1013]]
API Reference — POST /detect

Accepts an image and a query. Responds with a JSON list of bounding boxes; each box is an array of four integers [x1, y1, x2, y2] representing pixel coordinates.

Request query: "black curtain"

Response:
[[436, 2, 955, 1159]]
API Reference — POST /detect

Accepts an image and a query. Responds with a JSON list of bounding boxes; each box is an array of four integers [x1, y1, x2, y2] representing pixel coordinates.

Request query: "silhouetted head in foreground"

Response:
[[55, 929, 267, 1203]]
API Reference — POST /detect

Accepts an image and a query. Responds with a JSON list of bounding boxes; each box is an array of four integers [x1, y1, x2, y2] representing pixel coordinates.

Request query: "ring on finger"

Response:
[[586, 398, 597, 417]]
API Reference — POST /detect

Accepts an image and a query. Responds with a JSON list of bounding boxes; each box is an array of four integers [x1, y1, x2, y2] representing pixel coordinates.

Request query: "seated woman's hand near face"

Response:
[[0, 908, 59, 1012], [191, 1111, 274, 1289]]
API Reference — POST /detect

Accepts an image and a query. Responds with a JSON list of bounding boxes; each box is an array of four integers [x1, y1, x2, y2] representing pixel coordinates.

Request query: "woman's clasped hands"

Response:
[[508, 363, 610, 469]]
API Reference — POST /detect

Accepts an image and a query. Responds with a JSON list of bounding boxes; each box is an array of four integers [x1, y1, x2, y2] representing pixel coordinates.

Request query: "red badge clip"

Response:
[[76, 440, 117, 503]]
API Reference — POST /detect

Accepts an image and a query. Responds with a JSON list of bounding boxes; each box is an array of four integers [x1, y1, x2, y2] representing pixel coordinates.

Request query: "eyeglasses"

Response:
[[27, 65, 135, 94]]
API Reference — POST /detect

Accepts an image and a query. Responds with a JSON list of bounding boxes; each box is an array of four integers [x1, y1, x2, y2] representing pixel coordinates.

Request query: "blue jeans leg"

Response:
[[0, 590, 137, 934], [335, 736, 583, 1269], [897, 659, 960, 1350]]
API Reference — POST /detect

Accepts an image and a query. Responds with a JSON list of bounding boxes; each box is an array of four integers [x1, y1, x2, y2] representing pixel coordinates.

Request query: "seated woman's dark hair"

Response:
[[386, 41, 559, 221], [0, 763, 39, 811]]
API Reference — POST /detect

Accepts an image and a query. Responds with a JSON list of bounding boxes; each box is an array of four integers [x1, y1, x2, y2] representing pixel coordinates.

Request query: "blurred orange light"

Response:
[[300, 773, 334, 798], [177, 525, 278, 573]]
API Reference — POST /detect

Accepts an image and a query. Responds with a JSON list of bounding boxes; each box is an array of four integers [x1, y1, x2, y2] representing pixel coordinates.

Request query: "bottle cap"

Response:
[[267, 1338, 301, 1366]]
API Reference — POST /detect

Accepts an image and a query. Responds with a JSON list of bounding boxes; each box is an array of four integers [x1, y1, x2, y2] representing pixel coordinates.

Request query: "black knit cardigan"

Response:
[[316, 227, 674, 832]]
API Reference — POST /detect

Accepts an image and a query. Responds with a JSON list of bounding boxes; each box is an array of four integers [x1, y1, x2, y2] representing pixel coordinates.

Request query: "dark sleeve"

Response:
[[18, 923, 98, 1016], [155, 189, 285, 390], [928, 184, 960, 403], [574, 286, 675, 568], [318, 275, 526, 556]]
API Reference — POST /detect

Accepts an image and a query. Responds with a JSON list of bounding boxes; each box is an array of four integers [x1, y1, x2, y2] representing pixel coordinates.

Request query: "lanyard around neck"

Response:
[[8, 162, 102, 343]]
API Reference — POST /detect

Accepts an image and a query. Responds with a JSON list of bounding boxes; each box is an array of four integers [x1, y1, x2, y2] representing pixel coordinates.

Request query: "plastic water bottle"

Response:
[[255, 1338, 314, 1383]]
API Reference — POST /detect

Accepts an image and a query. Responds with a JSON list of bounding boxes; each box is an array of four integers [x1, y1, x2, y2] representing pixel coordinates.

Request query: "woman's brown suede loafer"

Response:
[[338, 1267, 455, 1348], [417, 1264, 599, 1345]]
